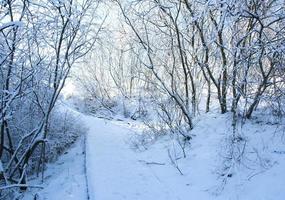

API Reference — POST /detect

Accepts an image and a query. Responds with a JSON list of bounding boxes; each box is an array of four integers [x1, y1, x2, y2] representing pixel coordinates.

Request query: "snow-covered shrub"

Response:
[[129, 128, 167, 151], [26, 108, 86, 175], [79, 94, 150, 122], [46, 109, 86, 163]]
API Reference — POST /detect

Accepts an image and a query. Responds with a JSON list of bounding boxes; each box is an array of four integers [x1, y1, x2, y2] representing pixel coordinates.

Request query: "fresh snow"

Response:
[[23, 109, 285, 200], [22, 136, 87, 200], [0, 21, 23, 31], [84, 116, 186, 200]]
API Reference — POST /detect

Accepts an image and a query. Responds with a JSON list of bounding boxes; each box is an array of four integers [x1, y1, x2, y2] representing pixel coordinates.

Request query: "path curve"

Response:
[[83, 115, 180, 200]]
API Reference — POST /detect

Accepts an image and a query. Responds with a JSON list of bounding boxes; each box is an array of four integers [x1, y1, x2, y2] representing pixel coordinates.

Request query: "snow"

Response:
[[83, 112, 285, 200], [0, 161, 3, 172], [23, 137, 88, 200], [23, 109, 285, 200], [84, 116, 183, 200], [0, 21, 23, 31]]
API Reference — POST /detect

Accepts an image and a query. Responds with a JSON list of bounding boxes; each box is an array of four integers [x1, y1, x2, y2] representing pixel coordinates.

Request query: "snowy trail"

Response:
[[83, 115, 181, 200], [23, 108, 285, 200]]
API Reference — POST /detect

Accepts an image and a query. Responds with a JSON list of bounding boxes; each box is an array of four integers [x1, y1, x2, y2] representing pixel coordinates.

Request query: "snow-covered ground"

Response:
[[22, 137, 88, 200], [23, 109, 285, 200]]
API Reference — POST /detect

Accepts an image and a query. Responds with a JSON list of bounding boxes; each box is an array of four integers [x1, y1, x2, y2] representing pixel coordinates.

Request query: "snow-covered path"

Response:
[[23, 109, 285, 200], [84, 116, 181, 200], [83, 113, 285, 200]]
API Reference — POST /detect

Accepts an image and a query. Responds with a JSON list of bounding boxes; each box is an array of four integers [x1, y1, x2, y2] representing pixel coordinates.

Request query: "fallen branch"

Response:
[[0, 184, 43, 190], [138, 160, 165, 165]]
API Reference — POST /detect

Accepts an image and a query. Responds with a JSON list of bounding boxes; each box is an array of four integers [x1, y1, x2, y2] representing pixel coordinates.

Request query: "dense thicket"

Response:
[[0, 0, 100, 197], [79, 0, 285, 135]]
